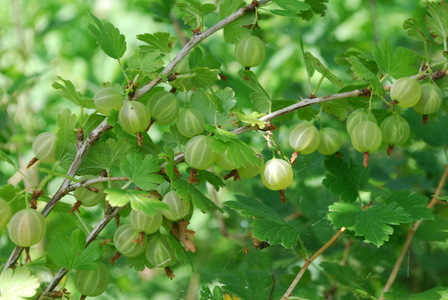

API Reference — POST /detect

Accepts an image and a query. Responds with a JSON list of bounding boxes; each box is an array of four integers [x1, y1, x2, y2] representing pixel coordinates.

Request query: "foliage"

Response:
[[1, 0, 448, 299]]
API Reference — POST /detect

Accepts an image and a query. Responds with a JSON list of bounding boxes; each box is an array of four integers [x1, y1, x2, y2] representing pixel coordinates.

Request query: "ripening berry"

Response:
[[145, 235, 176, 268], [261, 158, 294, 190], [94, 87, 123, 116], [8, 209, 46, 247], [73, 175, 105, 207], [184, 135, 216, 170], [162, 191, 190, 221], [176, 108, 205, 138], [113, 224, 147, 257], [118, 101, 151, 134], [414, 83, 443, 124], [317, 128, 342, 155], [289, 123, 321, 154], [130, 209, 163, 234], [346, 109, 377, 136], [234, 35, 266, 68], [32, 132, 57, 164], [147, 91, 180, 125], [390, 77, 422, 108], [74, 263, 110, 297]]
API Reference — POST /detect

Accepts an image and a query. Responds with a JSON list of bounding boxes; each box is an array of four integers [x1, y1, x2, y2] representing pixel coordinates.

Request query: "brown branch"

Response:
[[379, 165, 448, 299], [281, 227, 346, 300], [132, 0, 272, 101]]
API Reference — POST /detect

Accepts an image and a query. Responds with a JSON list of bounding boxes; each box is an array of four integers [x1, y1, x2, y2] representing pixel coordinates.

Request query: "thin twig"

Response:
[[379, 165, 448, 299], [281, 227, 346, 300]]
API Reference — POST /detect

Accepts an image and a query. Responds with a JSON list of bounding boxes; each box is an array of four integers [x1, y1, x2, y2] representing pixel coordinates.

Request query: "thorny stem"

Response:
[[281, 227, 346, 300], [379, 165, 448, 300]]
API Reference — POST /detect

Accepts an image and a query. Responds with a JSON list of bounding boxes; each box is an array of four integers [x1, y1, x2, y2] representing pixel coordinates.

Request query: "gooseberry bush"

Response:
[[2, 0, 448, 299]]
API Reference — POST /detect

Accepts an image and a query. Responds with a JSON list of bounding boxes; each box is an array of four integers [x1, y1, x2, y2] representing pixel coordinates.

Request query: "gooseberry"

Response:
[[73, 175, 105, 207], [184, 135, 216, 170], [161, 191, 190, 221], [260, 158, 294, 191], [93, 87, 123, 116], [74, 262, 110, 298], [8, 208, 46, 247], [237, 153, 263, 178], [216, 150, 236, 171], [118, 101, 151, 134], [145, 234, 176, 268], [380, 115, 410, 155], [346, 109, 377, 136], [176, 108, 205, 138], [390, 77, 422, 108], [289, 123, 321, 154], [130, 209, 163, 234], [32, 132, 57, 164], [317, 128, 343, 155], [0, 199, 12, 229], [414, 83, 443, 124], [234, 35, 266, 68], [113, 224, 147, 257], [351, 121, 382, 167], [147, 91, 180, 125]]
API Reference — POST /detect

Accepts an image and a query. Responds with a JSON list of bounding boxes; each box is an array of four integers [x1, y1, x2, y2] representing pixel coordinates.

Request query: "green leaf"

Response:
[[403, 18, 431, 44], [46, 229, 102, 270], [172, 180, 220, 213], [410, 286, 448, 299], [173, 67, 220, 90], [137, 32, 177, 55], [176, 0, 216, 28], [190, 89, 232, 126], [425, 1, 448, 45], [226, 195, 300, 248], [219, 0, 252, 43], [385, 191, 433, 222], [105, 189, 169, 215], [305, 52, 344, 88], [127, 52, 164, 77], [0, 267, 40, 300], [235, 111, 267, 129], [55, 109, 77, 161], [323, 156, 370, 203], [298, 0, 329, 21], [405, 110, 448, 147], [209, 127, 261, 168], [239, 70, 271, 113], [168, 232, 191, 265], [345, 56, 384, 95], [271, 0, 311, 18], [220, 270, 274, 300], [321, 100, 352, 121], [189, 48, 222, 69], [328, 202, 411, 247], [87, 12, 126, 59], [0, 149, 17, 169], [162, 125, 190, 149], [79, 138, 131, 175], [320, 262, 366, 291], [52, 77, 95, 108], [371, 40, 417, 78], [120, 153, 165, 190], [195, 169, 225, 191]]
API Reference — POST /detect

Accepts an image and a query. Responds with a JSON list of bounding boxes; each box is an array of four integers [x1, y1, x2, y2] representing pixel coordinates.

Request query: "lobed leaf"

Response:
[[323, 156, 370, 203], [328, 202, 411, 247], [345, 56, 384, 95], [120, 153, 164, 190], [305, 52, 344, 88], [385, 191, 433, 222], [0, 267, 40, 300], [137, 32, 177, 55], [425, 1, 448, 45], [105, 189, 169, 215], [172, 180, 220, 213], [176, 0, 216, 28], [55, 109, 77, 161], [87, 12, 126, 59], [127, 52, 164, 77], [52, 77, 95, 108]]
